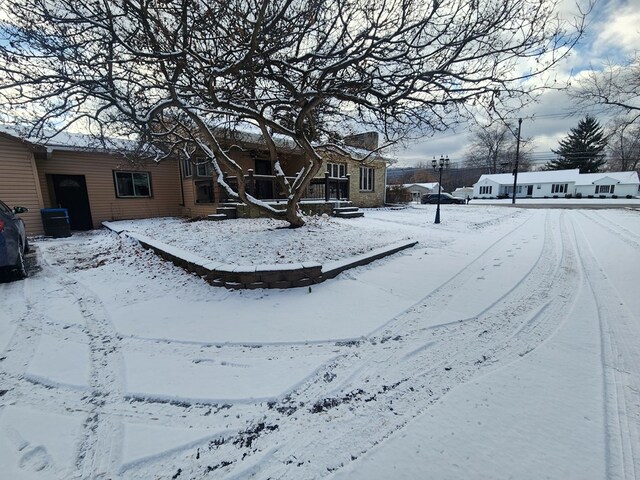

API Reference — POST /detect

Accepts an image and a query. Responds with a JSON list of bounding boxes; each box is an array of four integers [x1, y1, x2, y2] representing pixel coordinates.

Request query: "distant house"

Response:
[[401, 182, 440, 202], [452, 186, 474, 200], [473, 169, 640, 199], [0, 129, 390, 235]]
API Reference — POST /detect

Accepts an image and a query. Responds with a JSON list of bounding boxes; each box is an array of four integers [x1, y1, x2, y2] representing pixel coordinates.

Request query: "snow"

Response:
[[106, 215, 414, 265], [473, 197, 640, 205], [120, 423, 233, 473], [477, 168, 582, 184], [2, 204, 640, 479], [26, 335, 90, 389], [0, 406, 84, 480], [123, 346, 337, 404], [334, 258, 607, 480], [476, 168, 640, 187]]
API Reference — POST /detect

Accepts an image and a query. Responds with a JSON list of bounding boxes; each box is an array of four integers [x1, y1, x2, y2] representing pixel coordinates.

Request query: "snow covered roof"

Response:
[[0, 125, 138, 153], [575, 171, 640, 186], [476, 168, 640, 187], [477, 169, 581, 185], [1, 124, 392, 163], [402, 182, 439, 189]]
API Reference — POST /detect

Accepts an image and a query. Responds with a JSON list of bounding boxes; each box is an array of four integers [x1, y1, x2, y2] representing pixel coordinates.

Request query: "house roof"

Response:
[[476, 168, 640, 187], [402, 182, 439, 189], [575, 171, 640, 185], [0, 125, 138, 153], [477, 169, 581, 185], [0, 124, 392, 163]]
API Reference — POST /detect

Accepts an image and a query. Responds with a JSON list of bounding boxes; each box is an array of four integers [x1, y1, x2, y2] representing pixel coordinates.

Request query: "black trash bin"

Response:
[[41, 208, 71, 238]]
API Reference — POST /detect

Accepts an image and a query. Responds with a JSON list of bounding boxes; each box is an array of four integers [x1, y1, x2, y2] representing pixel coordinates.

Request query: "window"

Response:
[[114, 171, 152, 198], [327, 163, 346, 178], [537, 185, 541, 189], [479, 186, 493, 195], [595, 185, 614, 194], [195, 158, 211, 177], [182, 158, 192, 178], [360, 166, 374, 191], [551, 183, 568, 194], [504, 186, 522, 195]]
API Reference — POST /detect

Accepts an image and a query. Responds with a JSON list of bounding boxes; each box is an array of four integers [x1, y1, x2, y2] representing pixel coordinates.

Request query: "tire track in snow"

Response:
[[578, 210, 640, 250], [163, 210, 587, 479], [37, 245, 126, 479], [571, 213, 640, 480]]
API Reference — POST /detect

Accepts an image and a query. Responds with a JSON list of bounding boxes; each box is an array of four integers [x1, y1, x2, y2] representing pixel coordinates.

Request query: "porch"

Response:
[[220, 171, 351, 203]]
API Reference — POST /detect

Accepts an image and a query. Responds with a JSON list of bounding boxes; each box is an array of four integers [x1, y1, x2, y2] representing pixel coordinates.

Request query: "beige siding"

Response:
[[36, 151, 183, 229], [180, 176, 218, 217], [0, 135, 45, 235]]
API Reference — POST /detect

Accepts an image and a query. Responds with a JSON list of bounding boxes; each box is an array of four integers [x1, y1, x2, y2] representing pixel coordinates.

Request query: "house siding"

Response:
[[575, 183, 638, 197], [36, 151, 182, 230], [349, 160, 386, 207], [0, 135, 45, 235], [473, 169, 639, 199]]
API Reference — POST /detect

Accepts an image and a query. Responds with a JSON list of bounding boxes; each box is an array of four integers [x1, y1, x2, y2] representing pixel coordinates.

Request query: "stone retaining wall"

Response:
[[103, 221, 416, 289]]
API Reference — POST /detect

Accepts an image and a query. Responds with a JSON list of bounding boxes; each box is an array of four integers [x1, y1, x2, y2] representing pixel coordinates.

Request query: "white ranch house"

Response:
[[473, 169, 640, 199]]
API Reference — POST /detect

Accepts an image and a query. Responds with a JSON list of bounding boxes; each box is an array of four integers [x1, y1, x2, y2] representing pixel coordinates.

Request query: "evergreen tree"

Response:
[[545, 116, 607, 173]]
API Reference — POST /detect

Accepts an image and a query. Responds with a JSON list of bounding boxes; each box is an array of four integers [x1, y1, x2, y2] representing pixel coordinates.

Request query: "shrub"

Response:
[[544, 196, 549, 198], [575, 192, 582, 199], [588, 195, 593, 198], [386, 185, 412, 203], [565, 193, 572, 199], [612, 194, 618, 199], [599, 195, 606, 199], [627, 195, 633, 199], [553, 195, 558, 198]]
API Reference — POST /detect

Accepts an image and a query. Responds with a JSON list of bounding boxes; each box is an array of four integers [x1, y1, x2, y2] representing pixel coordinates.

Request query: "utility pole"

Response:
[[511, 118, 522, 205]]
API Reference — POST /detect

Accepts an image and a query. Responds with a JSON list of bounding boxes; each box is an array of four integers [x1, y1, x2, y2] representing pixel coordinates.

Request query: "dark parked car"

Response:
[[0, 200, 28, 279], [421, 193, 465, 204]]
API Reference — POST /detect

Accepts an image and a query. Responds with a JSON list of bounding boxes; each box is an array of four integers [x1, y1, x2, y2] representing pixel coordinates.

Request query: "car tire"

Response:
[[24, 237, 30, 253], [14, 242, 27, 279]]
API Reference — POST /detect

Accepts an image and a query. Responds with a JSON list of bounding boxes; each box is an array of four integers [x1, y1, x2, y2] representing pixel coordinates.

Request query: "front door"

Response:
[[254, 158, 274, 199], [527, 185, 533, 196], [51, 175, 93, 230]]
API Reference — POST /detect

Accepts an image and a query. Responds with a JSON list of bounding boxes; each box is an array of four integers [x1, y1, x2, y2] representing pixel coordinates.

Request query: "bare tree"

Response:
[[572, 55, 640, 120], [607, 117, 640, 172], [0, 0, 584, 227], [464, 124, 532, 173]]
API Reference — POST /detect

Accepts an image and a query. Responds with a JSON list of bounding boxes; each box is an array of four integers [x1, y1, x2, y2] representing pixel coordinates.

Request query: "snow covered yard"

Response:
[[1, 204, 639, 479]]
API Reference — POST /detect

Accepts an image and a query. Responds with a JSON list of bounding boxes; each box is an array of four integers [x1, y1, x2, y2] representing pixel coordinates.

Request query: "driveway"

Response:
[[1, 207, 639, 479]]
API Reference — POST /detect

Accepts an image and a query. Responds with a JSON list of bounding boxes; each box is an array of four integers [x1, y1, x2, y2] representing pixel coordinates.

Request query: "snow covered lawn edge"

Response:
[[102, 221, 417, 289]]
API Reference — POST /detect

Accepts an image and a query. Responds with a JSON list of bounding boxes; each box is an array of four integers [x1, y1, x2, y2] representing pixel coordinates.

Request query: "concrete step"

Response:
[[335, 210, 364, 219], [217, 206, 237, 219], [333, 206, 359, 213], [207, 213, 228, 221]]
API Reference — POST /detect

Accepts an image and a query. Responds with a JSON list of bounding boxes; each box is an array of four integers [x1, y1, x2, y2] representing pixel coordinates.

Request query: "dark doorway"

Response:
[[254, 158, 274, 199], [527, 185, 533, 196], [51, 175, 93, 230]]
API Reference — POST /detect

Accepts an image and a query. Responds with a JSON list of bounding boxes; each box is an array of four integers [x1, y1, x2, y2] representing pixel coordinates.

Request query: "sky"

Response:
[[392, 0, 640, 168]]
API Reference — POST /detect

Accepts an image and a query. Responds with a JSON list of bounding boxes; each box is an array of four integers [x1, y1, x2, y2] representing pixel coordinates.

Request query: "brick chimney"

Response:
[[343, 132, 379, 151]]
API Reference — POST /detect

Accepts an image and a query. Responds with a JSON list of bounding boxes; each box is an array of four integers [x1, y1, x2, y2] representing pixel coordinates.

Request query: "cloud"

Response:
[[394, 0, 638, 168]]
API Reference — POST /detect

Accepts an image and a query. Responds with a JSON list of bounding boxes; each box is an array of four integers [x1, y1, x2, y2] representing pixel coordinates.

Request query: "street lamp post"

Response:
[[432, 155, 449, 224]]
